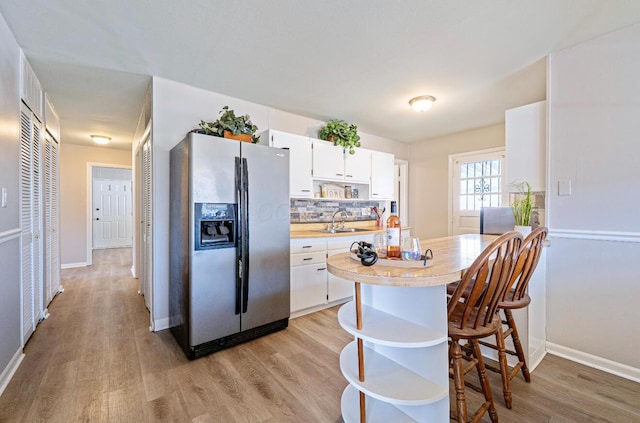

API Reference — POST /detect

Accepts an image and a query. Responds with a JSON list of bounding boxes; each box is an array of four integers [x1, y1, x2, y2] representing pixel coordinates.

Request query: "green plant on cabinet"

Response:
[[318, 119, 361, 154]]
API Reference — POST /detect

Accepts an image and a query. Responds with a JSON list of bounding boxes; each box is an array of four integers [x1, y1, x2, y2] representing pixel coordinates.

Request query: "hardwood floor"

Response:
[[1, 248, 639, 422]]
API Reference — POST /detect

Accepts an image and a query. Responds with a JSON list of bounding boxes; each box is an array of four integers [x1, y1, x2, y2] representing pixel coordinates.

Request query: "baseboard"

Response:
[[0, 348, 24, 397], [61, 262, 88, 269], [290, 298, 350, 319], [528, 345, 547, 372], [130, 265, 136, 278], [153, 317, 170, 332], [546, 342, 640, 383]]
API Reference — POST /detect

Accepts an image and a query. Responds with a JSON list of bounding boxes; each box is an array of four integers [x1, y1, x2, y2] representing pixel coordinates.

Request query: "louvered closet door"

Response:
[[19, 105, 44, 345], [141, 138, 152, 311], [44, 133, 61, 306]]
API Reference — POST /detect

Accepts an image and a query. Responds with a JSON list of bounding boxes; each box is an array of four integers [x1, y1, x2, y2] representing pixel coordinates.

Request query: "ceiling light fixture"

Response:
[[409, 95, 436, 112], [91, 135, 111, 145]]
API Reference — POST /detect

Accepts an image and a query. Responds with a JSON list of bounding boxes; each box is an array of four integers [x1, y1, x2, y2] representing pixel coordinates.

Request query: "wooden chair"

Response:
[[477, 226, 548, 409], [448, 231, 522, 423]]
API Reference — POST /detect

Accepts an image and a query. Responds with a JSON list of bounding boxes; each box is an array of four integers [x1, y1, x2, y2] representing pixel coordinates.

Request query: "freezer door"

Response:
[[191, 248, 240, 345], [189, 134, 242, 345], [190, 133, 239, 204], [240, 143, 290, 331]]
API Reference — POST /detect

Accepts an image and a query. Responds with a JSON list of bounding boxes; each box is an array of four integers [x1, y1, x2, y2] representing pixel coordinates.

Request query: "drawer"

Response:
[[290, 238, 326, 254], [290, 251, 326, 266]]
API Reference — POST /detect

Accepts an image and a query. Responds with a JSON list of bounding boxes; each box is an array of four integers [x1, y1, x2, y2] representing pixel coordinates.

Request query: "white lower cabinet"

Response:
[[291, 264, 327, 312], [290, 234, 375, 315], [327, 235, 373, 302]]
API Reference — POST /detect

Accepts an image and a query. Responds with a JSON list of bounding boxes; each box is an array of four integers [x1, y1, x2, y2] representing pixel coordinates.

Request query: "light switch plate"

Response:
[[558, 180, 572, 196], [361, 207, 369, 216]]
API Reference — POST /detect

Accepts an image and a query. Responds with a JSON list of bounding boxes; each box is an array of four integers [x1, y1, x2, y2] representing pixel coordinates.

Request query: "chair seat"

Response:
[[498, 292, 531, 309], [448, 305, 502, 340]]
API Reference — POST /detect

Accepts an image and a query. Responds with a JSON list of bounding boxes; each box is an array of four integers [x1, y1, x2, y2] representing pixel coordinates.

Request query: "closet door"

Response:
[[19, 104, 43, 345], [44, 132, 61, 306], [141, 137, 153, 311]]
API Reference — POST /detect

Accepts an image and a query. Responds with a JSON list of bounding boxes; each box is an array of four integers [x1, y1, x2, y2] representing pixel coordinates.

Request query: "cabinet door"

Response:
[[312, 140, 345, 181], [270, 130, 313, 197], [291, 264, 327, 313], [370, 151, 395, 200], [344, 148, 371, 183], [327, 234, 374, 302]]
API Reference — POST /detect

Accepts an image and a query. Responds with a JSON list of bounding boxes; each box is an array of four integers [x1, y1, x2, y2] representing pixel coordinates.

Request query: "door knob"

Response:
[[94, 218, 100, 221]]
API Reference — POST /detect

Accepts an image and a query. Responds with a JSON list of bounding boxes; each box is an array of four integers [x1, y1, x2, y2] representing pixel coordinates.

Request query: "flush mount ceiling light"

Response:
[[409, 95, 436, 112], [91, 135, 111, 145]]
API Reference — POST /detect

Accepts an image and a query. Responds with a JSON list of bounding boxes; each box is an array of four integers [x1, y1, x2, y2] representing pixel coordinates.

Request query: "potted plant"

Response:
[[197, 106, 260, 143], [318, 119, 361, 154], [510, 181, 533, 234]]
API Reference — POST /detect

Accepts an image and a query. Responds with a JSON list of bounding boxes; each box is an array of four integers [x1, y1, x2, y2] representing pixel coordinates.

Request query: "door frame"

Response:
[[86, 162, 132, 266], [447, 147, 506, 235]]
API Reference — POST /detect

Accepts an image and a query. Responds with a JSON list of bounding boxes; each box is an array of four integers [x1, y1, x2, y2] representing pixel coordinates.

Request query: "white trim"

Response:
[[153, 317, 169, 332], [549, 229, 640, 243], [0, 348, 24, 397], [529, 347, 547, 373], [546, 342, 640, 384], [86, 162, 133, 267], [60, 262, 88, 269], [130, 265, 136, 277], [0, 228, 21, 243]]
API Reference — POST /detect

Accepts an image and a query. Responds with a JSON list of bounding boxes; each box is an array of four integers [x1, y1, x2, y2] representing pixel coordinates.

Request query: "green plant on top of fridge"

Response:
[[198, 106, 260, 143]]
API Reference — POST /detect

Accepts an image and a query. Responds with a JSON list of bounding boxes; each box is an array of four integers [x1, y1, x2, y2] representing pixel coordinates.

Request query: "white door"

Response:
[[19, 104, 44, 345], [450, 150, 506, 235], [92, 178, 133, 248], [43, 132, 61, 307], [270, 130, 313, 197], [312, 140, 344, 181], [141, 138, 153, 311]]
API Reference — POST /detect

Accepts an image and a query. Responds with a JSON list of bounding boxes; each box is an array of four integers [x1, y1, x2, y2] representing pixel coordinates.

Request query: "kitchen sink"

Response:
[[314, 228, 373, 234]]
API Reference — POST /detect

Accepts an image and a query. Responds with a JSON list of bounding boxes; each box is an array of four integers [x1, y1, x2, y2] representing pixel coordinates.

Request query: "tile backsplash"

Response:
[[290, 199, 384, 223]]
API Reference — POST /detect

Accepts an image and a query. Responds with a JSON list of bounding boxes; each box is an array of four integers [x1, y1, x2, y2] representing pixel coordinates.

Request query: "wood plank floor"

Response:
[[1, 248, 639, 422]]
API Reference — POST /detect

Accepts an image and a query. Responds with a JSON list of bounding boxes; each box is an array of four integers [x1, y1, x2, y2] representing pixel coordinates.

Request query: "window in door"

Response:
[[450, 150, 506, 235]]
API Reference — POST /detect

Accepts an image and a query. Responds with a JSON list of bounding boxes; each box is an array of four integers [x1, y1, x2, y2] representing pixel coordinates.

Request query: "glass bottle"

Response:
[[386, 201, 401, 258]]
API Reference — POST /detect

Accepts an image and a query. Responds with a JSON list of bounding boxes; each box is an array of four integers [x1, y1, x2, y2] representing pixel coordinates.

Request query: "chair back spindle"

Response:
[[448, 231, 522, 331]]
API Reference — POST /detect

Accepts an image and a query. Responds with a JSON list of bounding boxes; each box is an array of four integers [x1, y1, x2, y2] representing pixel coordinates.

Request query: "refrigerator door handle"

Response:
[[242, 157, 250, 313], [234, 156, 242, 315]]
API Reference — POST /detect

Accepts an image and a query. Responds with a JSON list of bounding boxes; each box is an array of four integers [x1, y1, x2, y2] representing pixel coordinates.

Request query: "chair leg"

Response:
[[495, 326, 512, 409], [471, 340, 498, 423], [504, 309, 530, 382], [451, 339, 468, 422]]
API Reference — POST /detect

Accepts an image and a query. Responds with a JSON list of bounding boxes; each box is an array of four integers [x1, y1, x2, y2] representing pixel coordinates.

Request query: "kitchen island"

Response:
[[327, 234, 496, 422]]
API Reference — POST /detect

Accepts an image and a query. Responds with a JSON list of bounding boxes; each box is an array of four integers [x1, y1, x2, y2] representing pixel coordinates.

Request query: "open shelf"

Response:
[[340, 342, 448, 406], [341, 385, 415, 423], [338, 302, 447, 348]]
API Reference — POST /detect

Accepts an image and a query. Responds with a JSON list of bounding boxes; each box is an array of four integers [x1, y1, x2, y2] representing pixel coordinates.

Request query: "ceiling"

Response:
[[1, 1, 640, 150]]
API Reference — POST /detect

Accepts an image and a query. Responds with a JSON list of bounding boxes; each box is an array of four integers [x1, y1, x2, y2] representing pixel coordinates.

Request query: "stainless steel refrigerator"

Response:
[[169, 133, 290, 359]]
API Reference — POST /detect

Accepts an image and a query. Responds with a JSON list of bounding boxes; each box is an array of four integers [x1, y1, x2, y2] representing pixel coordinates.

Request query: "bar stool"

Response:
[[477, 226, 548, 409], [448, 231, 522, 422]]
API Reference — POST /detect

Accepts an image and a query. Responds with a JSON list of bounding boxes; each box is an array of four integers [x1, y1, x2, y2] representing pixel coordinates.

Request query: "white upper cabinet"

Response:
[[265, 129, 313, 198], [370, 151, 395, 200], [344, 148, 371, 183], [505, 101, 546, 192], [312, 139, 345, 181], [312, 140, 372, 184]]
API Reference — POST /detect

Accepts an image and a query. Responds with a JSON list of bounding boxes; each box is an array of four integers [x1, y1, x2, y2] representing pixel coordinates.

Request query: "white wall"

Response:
[[546, 23, 640, 373], [150, 76, 406, 327], [407, 124, 505, 239], [0, 11, 23, 390]]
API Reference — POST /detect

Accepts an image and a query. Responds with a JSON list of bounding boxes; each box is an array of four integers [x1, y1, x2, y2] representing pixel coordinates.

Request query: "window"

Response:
[[458, 159, 503, 211]]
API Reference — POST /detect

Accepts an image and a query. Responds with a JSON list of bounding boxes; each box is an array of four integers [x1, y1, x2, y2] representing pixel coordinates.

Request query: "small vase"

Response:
[[514, 225, 532, 236]]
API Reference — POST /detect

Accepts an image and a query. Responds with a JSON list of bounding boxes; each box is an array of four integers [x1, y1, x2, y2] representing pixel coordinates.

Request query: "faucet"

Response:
[[331, 208, 348, 229]]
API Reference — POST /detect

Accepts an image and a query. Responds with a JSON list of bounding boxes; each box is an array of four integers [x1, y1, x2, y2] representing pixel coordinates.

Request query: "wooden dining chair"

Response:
[[448, 231, 522, 423], [476, 226, 548, 409]]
